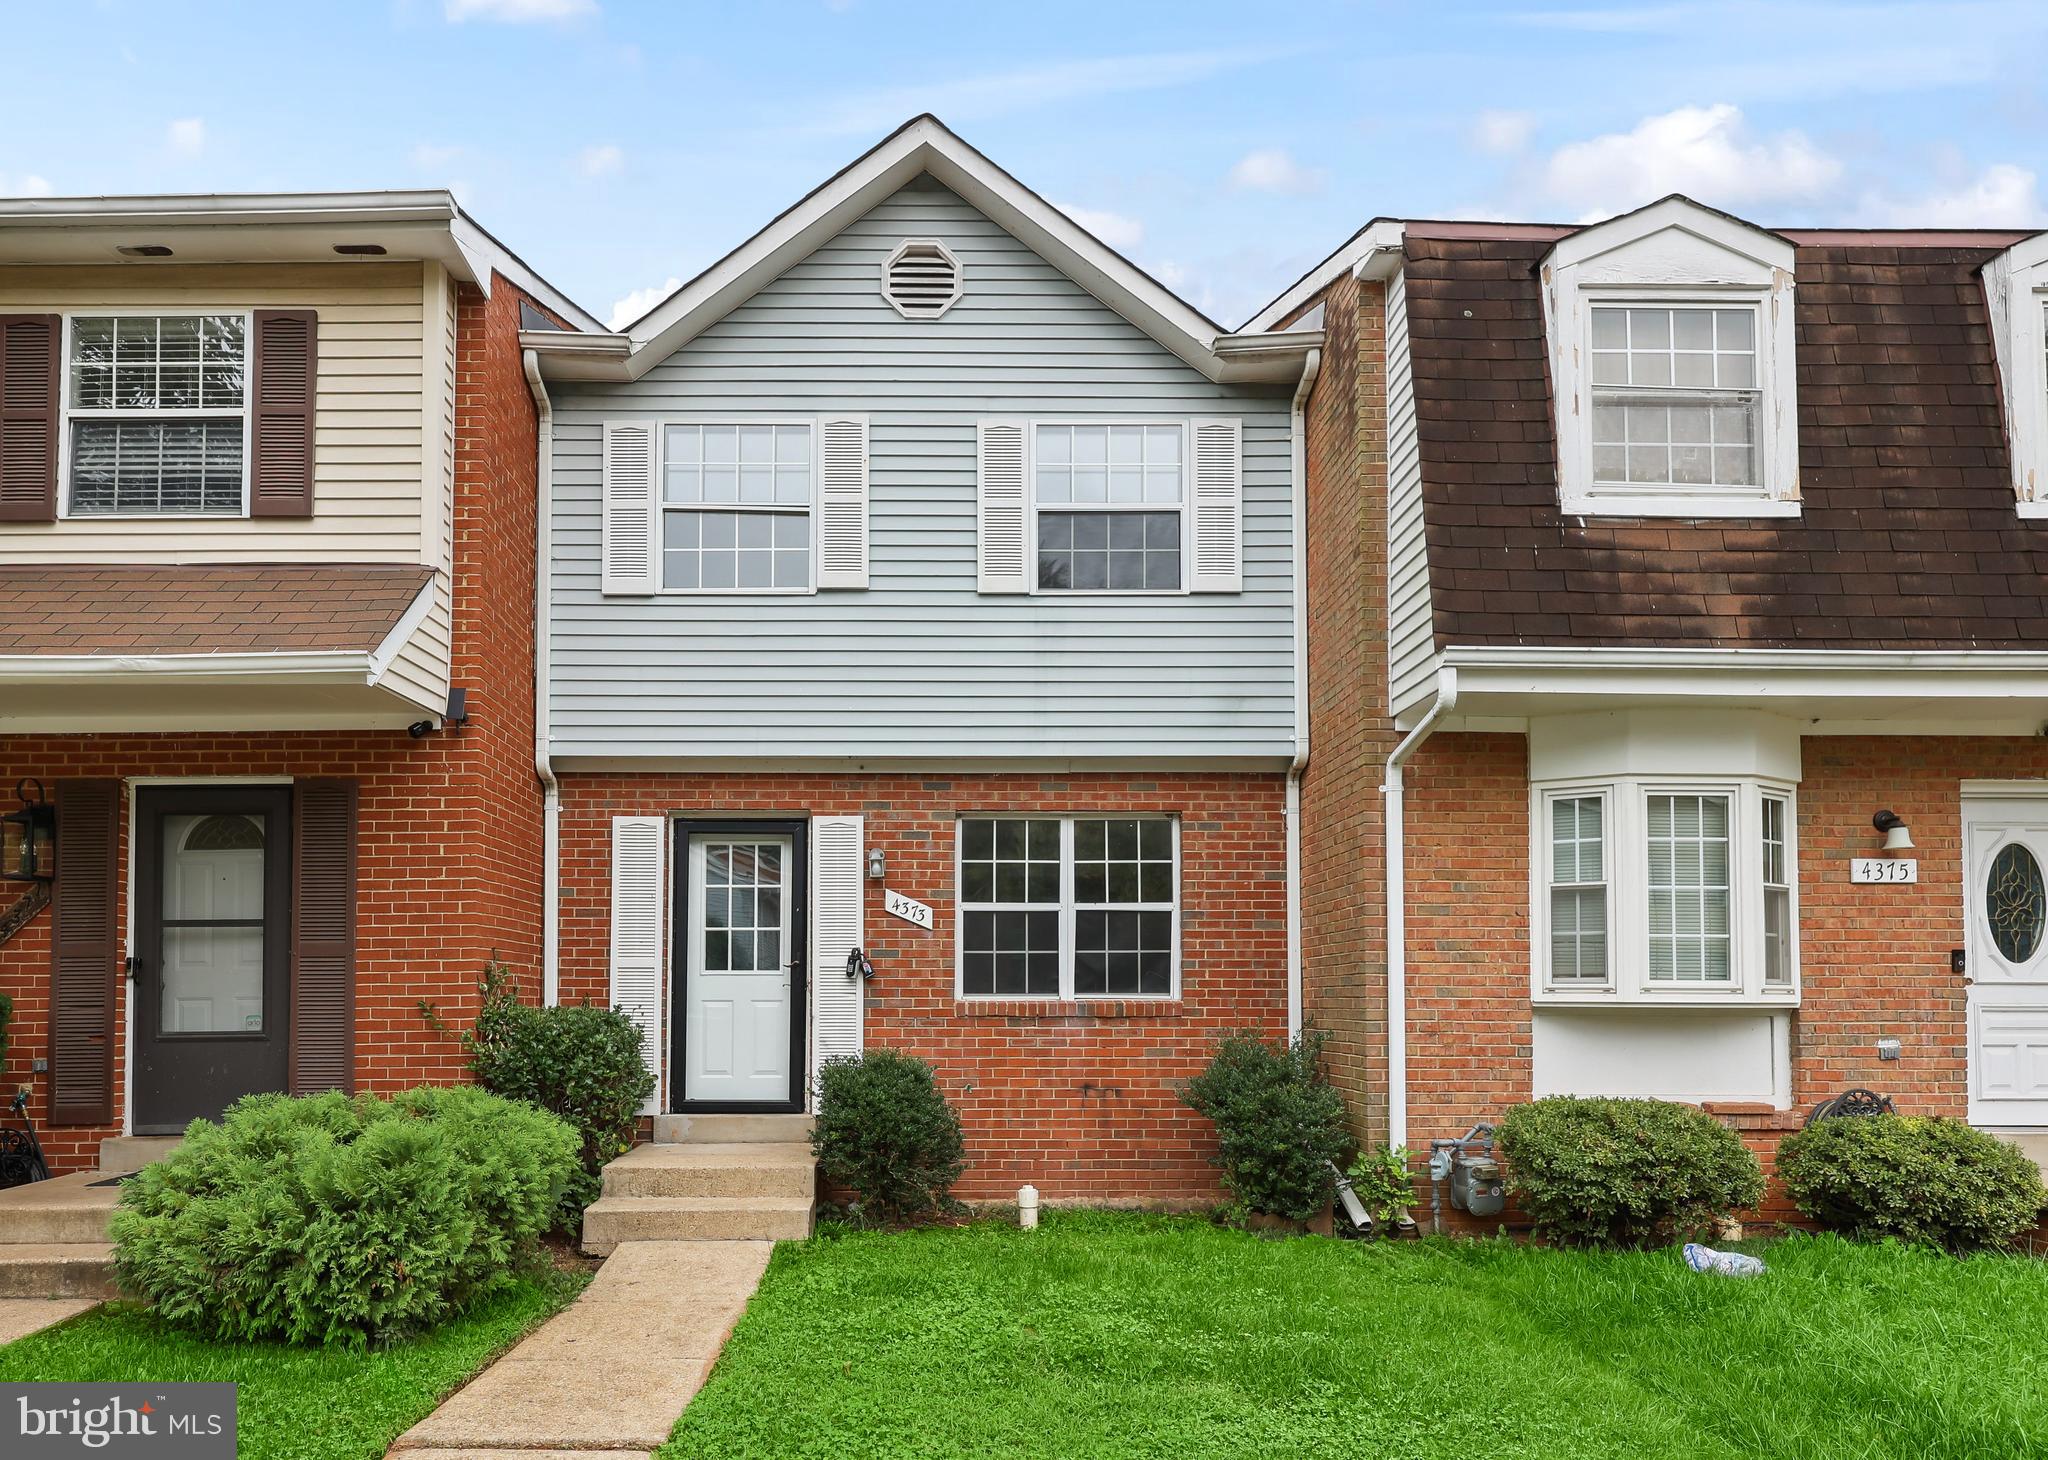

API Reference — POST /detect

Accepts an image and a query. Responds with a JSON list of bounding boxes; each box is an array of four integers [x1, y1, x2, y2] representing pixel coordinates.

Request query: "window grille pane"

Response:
[[1589, 305, 1760, 490], [72, 315, 243, 412], [1646, 793, 1733, 981], [1037, 510, 1180, 591], [1548, 796, 1606, 982], [69, 419, 241, 515], [1763, 795, 1792, 986], [662, 509, 808, 591]]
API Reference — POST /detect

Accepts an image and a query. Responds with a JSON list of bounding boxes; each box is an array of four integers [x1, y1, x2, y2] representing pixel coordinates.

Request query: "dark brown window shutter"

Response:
[[0, 313, 60, 523], [50, 779, 119, 1125], [250, 308, 317, 519], [289, 778, 357, 1095]]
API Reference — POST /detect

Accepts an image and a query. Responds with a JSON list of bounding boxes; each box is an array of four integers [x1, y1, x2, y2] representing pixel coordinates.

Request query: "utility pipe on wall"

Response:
[[522, 348, 561, 1006], [1285, 346, 1322, 1040], [1382, 665, 1457, 1148]]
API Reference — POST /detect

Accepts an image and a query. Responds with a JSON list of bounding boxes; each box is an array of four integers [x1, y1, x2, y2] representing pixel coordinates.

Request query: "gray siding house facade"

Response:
[[526, 118, 1323, 1202]]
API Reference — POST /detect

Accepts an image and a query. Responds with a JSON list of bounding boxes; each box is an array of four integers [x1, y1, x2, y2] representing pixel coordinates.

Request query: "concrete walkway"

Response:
[[389, 1240, 773, 1459], [0, 1297, 98, 1345]]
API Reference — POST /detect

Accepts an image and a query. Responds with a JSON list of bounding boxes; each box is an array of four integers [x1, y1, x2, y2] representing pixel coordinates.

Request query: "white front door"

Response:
[[1964, 796, 2048, 1125], [684, 832, 798, 1105]]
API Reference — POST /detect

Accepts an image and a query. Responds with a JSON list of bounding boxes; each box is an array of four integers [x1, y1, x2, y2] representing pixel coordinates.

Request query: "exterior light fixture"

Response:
[[1873, 809, 1914, 852], [2, 778, 55, 883], [867, 847, 886, 880]]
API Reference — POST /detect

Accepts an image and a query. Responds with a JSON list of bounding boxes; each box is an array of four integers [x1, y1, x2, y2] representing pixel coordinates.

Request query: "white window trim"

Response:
[[1530, 775, 1799, 1007], [1027, 418, 1192, 597], [57, 307, 255, 521], [1541, 199, 1800, 520], [953, 813, 1181, 1000], [1983, 238, 2048, 515], [650, 416, 818, 596]]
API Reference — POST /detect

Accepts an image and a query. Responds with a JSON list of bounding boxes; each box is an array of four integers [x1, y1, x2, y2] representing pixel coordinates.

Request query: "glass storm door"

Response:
[[681, 827, 805, 1108], [1964, 797, 2048, 1125], [134, 786, 292, 1133]]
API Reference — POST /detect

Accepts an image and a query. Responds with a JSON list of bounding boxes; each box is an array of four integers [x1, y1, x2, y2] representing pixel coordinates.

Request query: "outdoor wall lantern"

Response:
[[2, 779, 55, 883], [867, 846, 886, 880], [1872, 809, 1915, 853]]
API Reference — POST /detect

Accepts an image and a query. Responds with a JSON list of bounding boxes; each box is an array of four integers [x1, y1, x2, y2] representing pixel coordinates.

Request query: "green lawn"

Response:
[[0, 1268, 587, 1460], [666, 1211, 2048, 1460]]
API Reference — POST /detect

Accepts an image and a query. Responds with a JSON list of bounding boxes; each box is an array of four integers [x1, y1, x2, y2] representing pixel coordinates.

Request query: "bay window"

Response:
[[1535, 779, 1795, 1002]]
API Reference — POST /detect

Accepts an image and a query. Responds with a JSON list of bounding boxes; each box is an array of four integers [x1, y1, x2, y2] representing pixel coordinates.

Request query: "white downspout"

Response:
[[1286, 347, 1322, 1040], [522, 348, 561, 1006], [1382, 665, 1457, 1148]]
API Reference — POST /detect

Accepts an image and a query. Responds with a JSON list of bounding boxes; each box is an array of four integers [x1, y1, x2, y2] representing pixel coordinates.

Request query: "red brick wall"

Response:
[[1300, 272, 1403, 1146], [556, 770, 1289, 1201], [0, 273, 545, 1173]]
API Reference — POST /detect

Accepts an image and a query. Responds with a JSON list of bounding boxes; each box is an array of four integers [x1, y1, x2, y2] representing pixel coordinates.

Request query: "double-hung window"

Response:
[[661, 423, 812, 591], [957, 815, 1178, 998], [1537, 779, 1795, 1002], [1590, 305, 1759, 496], [65, 313, 248, 516], [1034, 423, 1185, 592]]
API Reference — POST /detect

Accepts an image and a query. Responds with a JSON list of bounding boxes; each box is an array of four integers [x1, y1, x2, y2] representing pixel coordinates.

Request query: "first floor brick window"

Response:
[[957, 815, 1178, 999]]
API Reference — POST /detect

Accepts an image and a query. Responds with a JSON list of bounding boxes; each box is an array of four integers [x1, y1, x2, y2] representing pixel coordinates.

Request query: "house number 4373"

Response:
[[884, 889, 934, 929]]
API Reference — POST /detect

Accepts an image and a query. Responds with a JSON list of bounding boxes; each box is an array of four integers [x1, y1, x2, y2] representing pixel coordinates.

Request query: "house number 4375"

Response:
[[1850, 858, 1918, 884]]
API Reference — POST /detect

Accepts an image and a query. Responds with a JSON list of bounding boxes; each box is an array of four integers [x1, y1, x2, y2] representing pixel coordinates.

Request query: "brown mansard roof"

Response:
[[1401, 222, 2048, 650], [0, 564, 432, 656]]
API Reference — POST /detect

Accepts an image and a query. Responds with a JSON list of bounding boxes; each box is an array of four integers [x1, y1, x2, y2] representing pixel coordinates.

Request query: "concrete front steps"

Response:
[[581, 1117, 815, 1255], [0, 1138, 168, 1302]]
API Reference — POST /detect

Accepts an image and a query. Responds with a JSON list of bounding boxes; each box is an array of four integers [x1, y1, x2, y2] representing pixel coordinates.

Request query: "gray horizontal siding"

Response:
[[548, 178, 1294, 762], [1385, 270, 1438, 716]]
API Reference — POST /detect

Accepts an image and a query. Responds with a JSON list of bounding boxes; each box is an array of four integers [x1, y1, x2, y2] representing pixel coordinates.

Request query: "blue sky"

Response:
[[4, 1, 2046, 328]]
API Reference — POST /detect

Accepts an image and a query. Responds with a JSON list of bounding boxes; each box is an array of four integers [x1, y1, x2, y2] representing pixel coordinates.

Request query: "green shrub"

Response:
[[1777, 1114, 2047, 1251], [1178, 1029, 1352, 1223], [1496, 1096, 1764, 1248], [445, 961, 655, 1227], [110, 1087, 579, 1347], [813, 1049, 965, 1221]]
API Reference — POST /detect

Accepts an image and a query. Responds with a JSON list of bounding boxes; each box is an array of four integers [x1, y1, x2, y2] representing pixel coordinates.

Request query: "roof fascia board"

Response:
[[0, 650, 375, 683], [1242, 220, 1404, 333], [0, 191, 460, 227], [366, 578, 438, 686], [1441, 643, 2048, 699]]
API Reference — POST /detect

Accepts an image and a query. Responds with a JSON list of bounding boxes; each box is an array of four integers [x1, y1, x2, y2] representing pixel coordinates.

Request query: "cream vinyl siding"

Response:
[[0, 260, 457, 712], [549, 179, 1295, 763]]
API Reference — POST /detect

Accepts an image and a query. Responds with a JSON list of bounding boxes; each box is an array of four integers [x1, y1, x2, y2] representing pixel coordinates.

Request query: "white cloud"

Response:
[[1, 174, 53, 197], [166, 118, 205, 158], [1471, 110, 1536, 156], [1861, 163, 2047, 227], [610, 276, 680, 330], [1227, 148, 1325, 196], [576, 143, 624, 177], [1052, 201, 1144, 252], [444, 0, 594, 21], [1539, 103, 1840, 217], [800, 47, 1299, 137]]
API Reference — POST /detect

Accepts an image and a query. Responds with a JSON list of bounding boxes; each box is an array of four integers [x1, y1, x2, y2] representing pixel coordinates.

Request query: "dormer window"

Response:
[[1542, 197, 1799, 519]]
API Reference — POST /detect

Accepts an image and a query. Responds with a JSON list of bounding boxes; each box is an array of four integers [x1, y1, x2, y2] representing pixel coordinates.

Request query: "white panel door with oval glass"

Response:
[[684, 835, 796, 1104], [1963, 798, 2048, 1125]]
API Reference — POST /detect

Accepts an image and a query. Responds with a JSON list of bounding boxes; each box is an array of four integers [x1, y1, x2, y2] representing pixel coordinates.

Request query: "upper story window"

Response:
[[1034, 423, 1184, 592], [660, 422, 812, 592], [1541, 197, 1798, 519], [65, 313, 248, 516], [1534, 776, 1796, 1004]]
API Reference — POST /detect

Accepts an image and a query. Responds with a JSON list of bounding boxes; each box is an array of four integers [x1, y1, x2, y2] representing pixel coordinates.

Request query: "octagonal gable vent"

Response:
[[883, 238, 963, 319]]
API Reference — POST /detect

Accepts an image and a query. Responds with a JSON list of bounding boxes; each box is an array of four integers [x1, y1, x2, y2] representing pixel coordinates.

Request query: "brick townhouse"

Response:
[[524, 117, 1323, 1205], [0, 192, 597, 1172], [1255, 195, 2048, 1214]]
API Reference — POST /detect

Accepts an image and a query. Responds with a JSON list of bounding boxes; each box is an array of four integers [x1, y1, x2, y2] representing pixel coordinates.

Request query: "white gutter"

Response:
[[1382, 665, 1457, 1150], [0, 650, 374, 681], [1285, 346, 1322, 1040], [524, 348, 562, 1007]]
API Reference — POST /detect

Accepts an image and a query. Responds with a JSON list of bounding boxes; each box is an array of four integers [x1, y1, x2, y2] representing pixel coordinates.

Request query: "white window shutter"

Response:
[[601, 421, 658, 595], [1189, 417, 1244, 593], [976, 419, 1030, 593], [609, 815, 667, 1115], [816, 414, 870, 589], [810, 815, 865, 1092]]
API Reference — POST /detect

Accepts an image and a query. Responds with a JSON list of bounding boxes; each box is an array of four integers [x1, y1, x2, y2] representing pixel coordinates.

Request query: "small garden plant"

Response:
[[1345, 1144, 1416, 1228], [1777, 1113, 2047, 1251], [1495, 1095, 1763, 1248], [1178, 1028, 1351, 1224], [110, 1086, 579, 1347], [812, 1048, 966, 1222], [430, 959, 655, 1228]]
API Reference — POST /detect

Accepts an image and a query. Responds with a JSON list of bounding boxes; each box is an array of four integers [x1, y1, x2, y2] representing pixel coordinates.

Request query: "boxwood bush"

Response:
[[446, 961, 656, 1227], [1496, 1096, 1764, 1248], [1777, 1114, 2047, 1251], [1179, 1029, 1352, 1223], [110, 1087, 578, 1347], [813, 1049, 966, 1222]]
